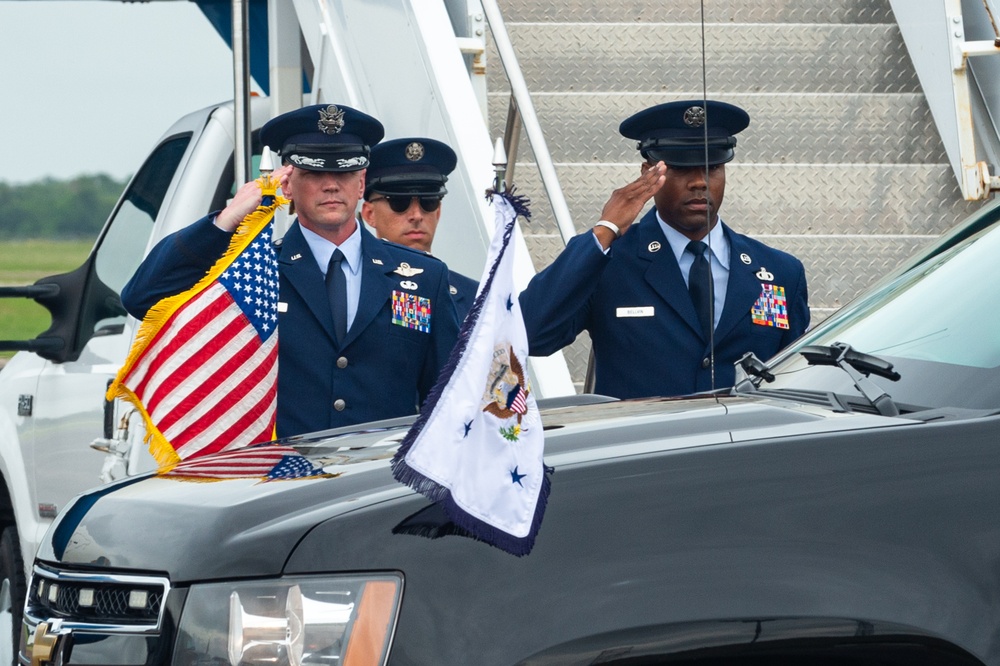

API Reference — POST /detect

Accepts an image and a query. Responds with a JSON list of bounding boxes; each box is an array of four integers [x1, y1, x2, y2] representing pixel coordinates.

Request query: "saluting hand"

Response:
[[215, 164, 294, 232], [593, 161, 666, 249]]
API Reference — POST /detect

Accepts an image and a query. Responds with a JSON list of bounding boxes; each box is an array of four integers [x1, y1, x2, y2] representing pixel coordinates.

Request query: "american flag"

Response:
[[160, 443, 331, 482], [109, 188, 285, 469]]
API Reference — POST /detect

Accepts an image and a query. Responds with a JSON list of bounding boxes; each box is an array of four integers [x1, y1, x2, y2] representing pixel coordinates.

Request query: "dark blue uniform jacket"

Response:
[[448, 270, 479, 321], [122, 216, 459, 437], [520, 210, 808, 398]]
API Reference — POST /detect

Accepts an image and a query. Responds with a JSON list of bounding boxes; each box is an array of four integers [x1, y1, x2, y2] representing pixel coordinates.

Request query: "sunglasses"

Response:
[[370, 195, 442, 213]]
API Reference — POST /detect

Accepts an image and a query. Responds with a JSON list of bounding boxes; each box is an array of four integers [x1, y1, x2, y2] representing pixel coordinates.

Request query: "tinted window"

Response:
[[768, 221, 1000, 410], [94, 134, 192, 294]]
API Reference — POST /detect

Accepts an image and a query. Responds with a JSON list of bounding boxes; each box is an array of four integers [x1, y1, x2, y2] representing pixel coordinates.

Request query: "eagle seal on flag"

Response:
[[392, 190, 549, 556]]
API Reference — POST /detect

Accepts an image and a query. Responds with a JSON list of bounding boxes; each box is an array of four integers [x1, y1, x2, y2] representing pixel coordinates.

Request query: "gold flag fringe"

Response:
[[107, 191, 289, 471]]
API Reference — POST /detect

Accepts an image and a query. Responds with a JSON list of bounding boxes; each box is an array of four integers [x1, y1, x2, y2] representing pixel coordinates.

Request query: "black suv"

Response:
[[19, 199, 1000, 666]]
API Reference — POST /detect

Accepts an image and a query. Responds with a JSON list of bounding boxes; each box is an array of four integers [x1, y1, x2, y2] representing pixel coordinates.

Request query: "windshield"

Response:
[[765, 217, 1000, 411]]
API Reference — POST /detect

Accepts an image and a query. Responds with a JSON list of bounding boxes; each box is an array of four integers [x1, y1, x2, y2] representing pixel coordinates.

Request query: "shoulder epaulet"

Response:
[[379, 237, 445, 264]]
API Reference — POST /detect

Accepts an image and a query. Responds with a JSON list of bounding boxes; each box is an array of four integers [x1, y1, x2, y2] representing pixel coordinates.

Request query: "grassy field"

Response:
[[0, 239, 93, 353]]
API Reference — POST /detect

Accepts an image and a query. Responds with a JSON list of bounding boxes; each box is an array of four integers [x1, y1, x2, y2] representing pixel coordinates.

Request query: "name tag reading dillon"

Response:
[[616, 306, 654, 318]]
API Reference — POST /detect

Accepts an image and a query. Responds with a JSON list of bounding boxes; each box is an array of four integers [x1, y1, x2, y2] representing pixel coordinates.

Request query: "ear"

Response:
[[360, 200, 375, 226]]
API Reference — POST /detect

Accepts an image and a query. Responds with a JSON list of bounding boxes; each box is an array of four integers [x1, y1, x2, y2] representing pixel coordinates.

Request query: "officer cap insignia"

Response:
[[400, 280, 419, 290], [756, 267, 775, 282], [405, 142, 425, 161], [648, 241, 662, 253], [683, 106, 706, 127], [740, 253, 752, 265], [318, 105, 346, 134], [394, 262, 425, 277]]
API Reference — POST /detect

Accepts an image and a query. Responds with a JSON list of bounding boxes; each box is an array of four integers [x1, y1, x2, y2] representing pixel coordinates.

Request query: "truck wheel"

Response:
[[0, 527, 25, 666]]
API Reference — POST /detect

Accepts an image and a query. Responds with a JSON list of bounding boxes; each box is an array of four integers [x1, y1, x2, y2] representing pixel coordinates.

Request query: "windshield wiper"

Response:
[[799, 342, 901, 417]]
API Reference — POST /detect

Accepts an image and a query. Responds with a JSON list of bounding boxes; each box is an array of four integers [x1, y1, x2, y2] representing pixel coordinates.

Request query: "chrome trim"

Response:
[[24, 564, 170, 634]]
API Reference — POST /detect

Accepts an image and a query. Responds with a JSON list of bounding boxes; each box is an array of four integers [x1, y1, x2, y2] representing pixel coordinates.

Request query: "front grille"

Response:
[[26, 564, 169, 632]]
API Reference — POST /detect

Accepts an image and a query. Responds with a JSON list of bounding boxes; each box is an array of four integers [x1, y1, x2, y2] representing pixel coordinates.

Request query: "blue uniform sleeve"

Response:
[[519, 232, 611, 357], [418, 264, 461, 406], [120, 215, 232, 320], [780, 258, 810, 347]]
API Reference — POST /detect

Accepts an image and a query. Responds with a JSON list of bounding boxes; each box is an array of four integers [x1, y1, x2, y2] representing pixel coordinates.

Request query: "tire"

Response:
[[0, 526, 25, 666]]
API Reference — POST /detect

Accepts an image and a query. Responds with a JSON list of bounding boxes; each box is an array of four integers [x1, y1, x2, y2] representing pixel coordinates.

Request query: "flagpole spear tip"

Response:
[[259, 146, 275, 175], [492, 137, 508, 194], [257, 147, 278, 196]]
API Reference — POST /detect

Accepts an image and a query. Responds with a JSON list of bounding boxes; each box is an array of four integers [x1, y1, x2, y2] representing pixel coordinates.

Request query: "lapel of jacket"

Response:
[[715, 223, 764, 342], [342, 225, 395, 348], [277, 221, 338, 345], [637, 211, 704, 338]]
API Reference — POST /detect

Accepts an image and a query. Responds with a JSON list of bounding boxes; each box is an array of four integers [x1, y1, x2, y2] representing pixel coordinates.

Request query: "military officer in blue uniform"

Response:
[[360, 137, 479, 319], [520, 100, 809, 398], [121, 104, 460, 437]]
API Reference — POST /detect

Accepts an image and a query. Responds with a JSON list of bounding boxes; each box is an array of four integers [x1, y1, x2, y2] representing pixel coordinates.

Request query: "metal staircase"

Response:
[[486, 0, 985, 390]]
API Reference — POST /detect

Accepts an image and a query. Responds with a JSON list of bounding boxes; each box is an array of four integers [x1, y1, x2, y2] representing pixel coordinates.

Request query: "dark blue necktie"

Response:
[[687, 240, 712, 338], [326, 249, 348, 344]]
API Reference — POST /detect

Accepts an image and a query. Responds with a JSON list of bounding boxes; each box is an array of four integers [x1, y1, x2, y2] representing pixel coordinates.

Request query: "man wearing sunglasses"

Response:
[[121, 105, 461, 438], [361, 137, 479, 319], [520, 100, 809, 399]]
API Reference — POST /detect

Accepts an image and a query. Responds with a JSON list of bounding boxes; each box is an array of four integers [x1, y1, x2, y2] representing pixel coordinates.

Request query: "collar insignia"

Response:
[[291, 253, 302, 261], [318, 105, 345, 134], [394, 262, 424, 277], [372, 258, 384, 265], [449, 285, 458, 295], [740, 253, 752, 265], [648, 241, 662, 253]]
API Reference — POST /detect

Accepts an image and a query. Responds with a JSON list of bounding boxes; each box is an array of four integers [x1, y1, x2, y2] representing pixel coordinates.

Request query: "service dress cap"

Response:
[[365, 137, 458, 198], [260, 104, 385, 173], [619, 99, 750, 167]]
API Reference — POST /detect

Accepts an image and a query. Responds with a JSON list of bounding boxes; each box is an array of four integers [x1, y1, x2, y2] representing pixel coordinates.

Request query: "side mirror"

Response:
[[0, 255, 124, 364]]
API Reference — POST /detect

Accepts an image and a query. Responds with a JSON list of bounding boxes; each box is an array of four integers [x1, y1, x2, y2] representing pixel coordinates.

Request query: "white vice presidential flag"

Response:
[[392, 192, 548, 556]]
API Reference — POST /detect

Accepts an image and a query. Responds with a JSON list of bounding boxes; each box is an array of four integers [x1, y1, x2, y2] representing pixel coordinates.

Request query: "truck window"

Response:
[[94, 134, 192, 295]]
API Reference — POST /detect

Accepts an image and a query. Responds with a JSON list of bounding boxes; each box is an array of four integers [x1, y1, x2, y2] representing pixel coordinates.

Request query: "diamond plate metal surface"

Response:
[[509, 165, 982, 238], [497, 0, 894, 24], [487, 24, 920, 94], [489, 93, 949, 165]]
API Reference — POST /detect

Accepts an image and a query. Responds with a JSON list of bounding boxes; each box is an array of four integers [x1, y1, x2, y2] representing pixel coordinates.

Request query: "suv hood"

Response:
[[37, 394, 911, 582]]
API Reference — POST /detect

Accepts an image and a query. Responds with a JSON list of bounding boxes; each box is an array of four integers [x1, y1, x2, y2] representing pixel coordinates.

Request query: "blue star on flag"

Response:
[[510, 466, 526, 487]]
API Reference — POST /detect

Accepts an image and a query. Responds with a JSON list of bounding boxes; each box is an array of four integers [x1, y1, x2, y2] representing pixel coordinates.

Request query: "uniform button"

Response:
[[701, 357, 711, 369], [333, 399, 346, 411], [336, 356, 348, 369]]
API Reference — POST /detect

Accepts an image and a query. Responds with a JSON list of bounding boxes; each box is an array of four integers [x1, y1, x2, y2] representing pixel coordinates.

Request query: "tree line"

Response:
[[0, 175, 129, 239]]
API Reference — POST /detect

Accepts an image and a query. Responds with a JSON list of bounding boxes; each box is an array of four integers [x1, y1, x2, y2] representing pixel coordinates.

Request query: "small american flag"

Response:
[[109, 182, 286, 469]]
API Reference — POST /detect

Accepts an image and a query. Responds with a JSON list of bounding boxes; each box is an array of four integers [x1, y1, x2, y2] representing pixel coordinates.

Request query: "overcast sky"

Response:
[[2, 1, 237, 185]]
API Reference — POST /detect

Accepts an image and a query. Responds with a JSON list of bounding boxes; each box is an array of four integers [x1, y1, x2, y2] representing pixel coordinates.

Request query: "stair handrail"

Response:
[[479, 0, 577, 244]]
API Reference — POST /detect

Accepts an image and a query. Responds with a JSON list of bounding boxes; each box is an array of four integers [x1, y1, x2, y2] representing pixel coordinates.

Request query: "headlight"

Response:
[[173, 574, 402, 666]]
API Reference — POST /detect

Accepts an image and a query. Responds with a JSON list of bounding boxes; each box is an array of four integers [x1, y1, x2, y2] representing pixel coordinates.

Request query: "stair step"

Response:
[[496, 0, 894, 23], [489, 92, 947, 165], [488, 24, 919, 94]]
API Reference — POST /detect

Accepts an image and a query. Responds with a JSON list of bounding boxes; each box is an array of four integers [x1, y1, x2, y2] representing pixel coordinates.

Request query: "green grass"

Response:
[[0, 240, 92, 355]]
